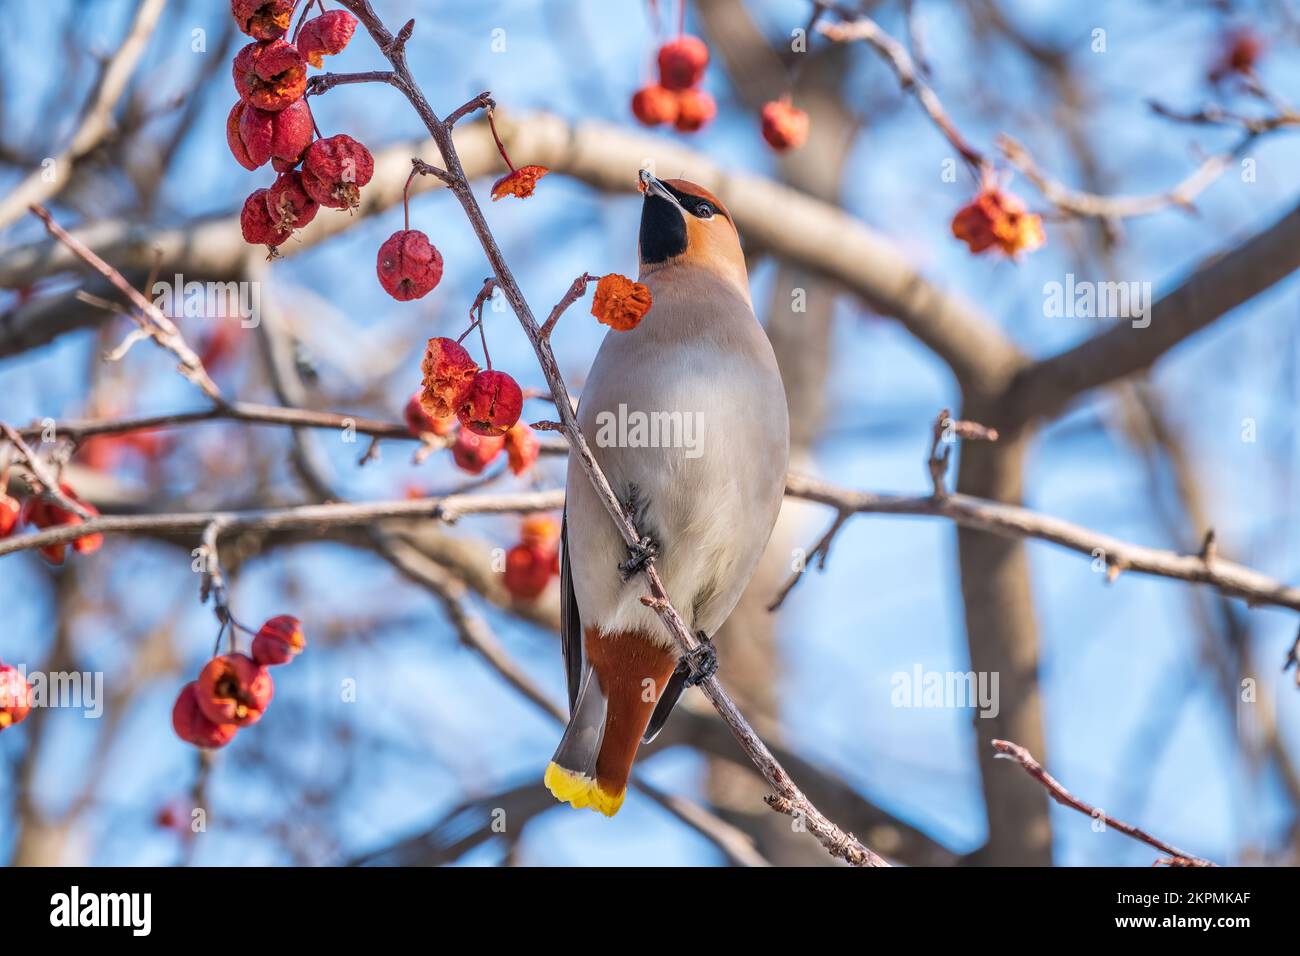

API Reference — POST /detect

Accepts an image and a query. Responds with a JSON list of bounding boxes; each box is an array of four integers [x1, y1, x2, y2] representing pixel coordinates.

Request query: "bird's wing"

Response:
[[559, 509, 584, 714]]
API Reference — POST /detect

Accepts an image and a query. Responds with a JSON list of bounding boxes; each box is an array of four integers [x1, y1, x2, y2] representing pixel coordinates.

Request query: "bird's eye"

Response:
[[693, 201, 714, 218]]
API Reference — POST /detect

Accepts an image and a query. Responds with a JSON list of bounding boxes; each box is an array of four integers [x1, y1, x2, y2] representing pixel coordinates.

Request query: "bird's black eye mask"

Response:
[[639, 184, 727, 264]]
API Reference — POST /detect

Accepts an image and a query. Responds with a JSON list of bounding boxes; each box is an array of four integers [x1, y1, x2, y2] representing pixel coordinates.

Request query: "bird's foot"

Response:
[[683, 633, 718, 686], [618, 535, 658, 581]]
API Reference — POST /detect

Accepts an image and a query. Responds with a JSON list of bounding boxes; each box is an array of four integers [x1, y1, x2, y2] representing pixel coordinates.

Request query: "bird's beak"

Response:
[[639, 169, 684, 213]]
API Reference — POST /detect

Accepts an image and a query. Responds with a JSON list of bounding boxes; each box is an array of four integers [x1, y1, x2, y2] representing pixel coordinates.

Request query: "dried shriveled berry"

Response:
[[673, 88, 716, 132], [298, 10, 358, 67], [377, 229, 444, 300], [0, 494, 19, 538], [458, 370, 523, 437], [591, 273, 653, 331], [631, 84, 679, 126], [227, 101, 264, 170], [301, 134, 374, 209], [657, 36, 709, 90], [491, 165, 549, 201], [233, 39, 306, 112], [0, 663, 32, 730], [240, 188, 289, 246], [504, 422, 540, 475], [951, 189, 1044, 257], [419, 337, 479, 419], [252, 615, 305, 666], [404, 391, 454, 437], [265, 171, 319, 232], [761, 99, 809, 152], [195, 654, 273, 727], [451, 429, 505, 474], [231, 0, 293, 40], [172, 681, 237, 749]]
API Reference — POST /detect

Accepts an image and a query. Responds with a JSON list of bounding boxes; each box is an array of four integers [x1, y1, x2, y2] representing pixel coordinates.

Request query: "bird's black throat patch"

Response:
[[639, 194, 687, 264]]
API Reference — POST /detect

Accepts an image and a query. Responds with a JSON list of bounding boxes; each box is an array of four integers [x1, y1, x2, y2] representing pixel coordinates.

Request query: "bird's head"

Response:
[[637, 170, 746, 290]]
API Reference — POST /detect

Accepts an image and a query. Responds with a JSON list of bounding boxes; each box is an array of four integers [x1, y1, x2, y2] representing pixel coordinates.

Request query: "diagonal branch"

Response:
[[0, 0, 168, 231], [992, 739, 1215, 866], [1005, 195, 1300, 427], [28, 204, 222, 402]]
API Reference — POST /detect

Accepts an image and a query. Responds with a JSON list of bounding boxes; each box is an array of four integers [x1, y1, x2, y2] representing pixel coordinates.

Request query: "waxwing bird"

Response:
[[545, 171, 790, 816]]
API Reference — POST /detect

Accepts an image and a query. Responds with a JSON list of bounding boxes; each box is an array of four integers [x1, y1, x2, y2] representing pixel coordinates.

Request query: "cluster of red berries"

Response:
[[413, 336, 536, 474], [0, 661, 32, 732], [631, 35, 716, 132], [171, 615, 304, 750], [227, 3, 376, 254], [404, 391, 539, 477], [504, 515, 562, 602], [0, 483, 102, 565]]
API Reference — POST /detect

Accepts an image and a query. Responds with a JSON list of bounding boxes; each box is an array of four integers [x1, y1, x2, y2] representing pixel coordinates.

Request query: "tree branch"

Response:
[[992, 739, 1215, 866], [0, 0, 168, 231]]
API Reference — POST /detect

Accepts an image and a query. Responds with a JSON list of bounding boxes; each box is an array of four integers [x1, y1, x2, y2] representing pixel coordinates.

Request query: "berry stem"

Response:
[[485, 108, 515, 173], [291, 0, 321, 45], [402, 166, 418, 232], [677, 0, 685, 37]]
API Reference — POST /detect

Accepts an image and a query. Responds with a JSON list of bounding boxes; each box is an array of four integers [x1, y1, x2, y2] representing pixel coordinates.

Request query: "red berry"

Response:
[[232, 39, 306, 112], [457, 370, 523, 437], [504, 422, 540, 475], [171, 681, 237, 749], [631, 84, 679, 126], [376, 230, 444, 301], [504, 544, 555, 601], [0, 494, 19, 538], [301, 134, 374, 210], [195, 654, 273, 727], [657, 36, 709, 90], [298, 10, 358, 67], [265, 171, 319, 233], [252, 615, 305, 666], [451, 429, 505, 474], [419, 337, 479, 420], [22, 483, 101, 563], [520, 514, 561, 551], [760, 99, 809, 152], [231, 0, 293, 41], [0, 663, 32, 731], [240, 188, 289, 246], [674, 88, 716, 132], [404, 391, 454, 437]]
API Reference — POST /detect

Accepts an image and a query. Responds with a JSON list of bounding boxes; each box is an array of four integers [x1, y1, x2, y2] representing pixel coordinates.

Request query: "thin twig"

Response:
[[28, 204, 223, 402], [540, 273, 595, 339], [991, 739, 1215, 866]]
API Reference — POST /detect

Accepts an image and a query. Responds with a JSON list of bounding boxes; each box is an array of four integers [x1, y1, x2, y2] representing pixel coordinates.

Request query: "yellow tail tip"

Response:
[[544, 762, 625, 817]]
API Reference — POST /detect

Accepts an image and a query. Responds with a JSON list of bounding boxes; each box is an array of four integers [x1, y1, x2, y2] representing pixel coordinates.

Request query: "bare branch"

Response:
[[0, 489, 565, 559], [28, 204, 222, 402], [0, 0, 167, 230], [992, 739, 1215, 866]]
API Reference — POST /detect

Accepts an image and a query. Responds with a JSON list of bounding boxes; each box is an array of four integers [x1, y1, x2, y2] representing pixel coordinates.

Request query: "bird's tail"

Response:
[[545, 630, 677, 817]]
